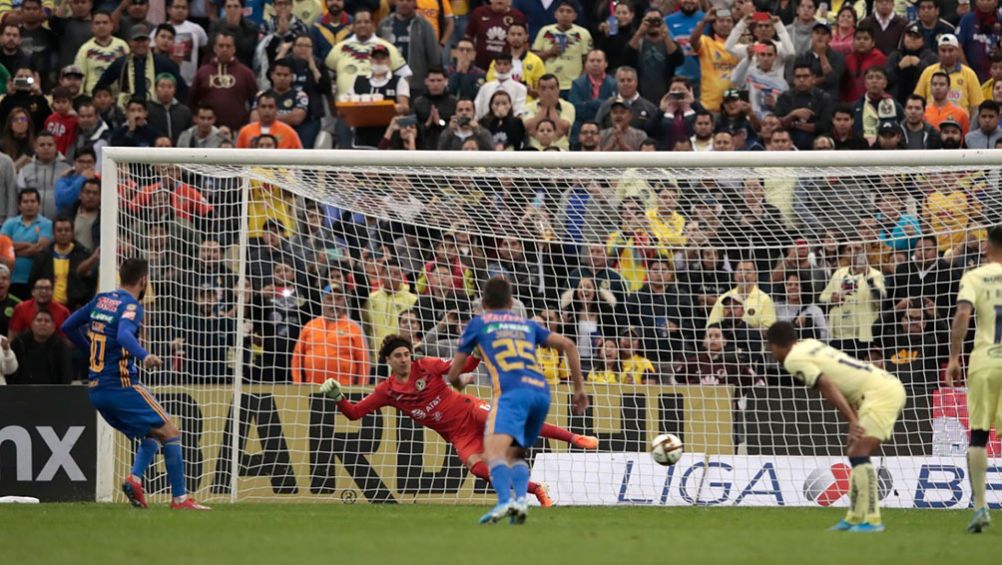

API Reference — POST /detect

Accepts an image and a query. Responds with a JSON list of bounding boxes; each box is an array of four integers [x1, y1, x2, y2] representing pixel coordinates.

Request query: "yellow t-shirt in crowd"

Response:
[[326, 36, 409, 95], [694, 34, 738, 112], [531, 24, 592, 91], [417, 0, 454, 40], [914, 63, 984, 112], [537, 346, 569, 384], [621, 355, 655, 384], [488, 51, 546, 101], [924, 189, 984, 252], [646, 207, 687, 255], [706, 286, 777, 329], [52, 246, 72, 305]]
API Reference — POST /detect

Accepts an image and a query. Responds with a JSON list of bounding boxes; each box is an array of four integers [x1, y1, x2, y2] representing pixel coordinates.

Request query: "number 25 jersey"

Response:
[[457, 311, 551, 396]]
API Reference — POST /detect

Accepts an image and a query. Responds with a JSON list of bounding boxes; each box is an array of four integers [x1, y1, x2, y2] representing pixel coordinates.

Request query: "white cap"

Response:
[[938, 34, 960, 47]]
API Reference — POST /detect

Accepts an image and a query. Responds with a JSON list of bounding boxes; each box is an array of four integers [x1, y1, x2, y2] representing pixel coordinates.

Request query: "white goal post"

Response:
[[96, 148, 1002, 508]]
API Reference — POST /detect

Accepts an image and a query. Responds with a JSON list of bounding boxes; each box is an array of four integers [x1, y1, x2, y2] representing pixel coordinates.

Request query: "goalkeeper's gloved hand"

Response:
[[319, 378, 344, 401]]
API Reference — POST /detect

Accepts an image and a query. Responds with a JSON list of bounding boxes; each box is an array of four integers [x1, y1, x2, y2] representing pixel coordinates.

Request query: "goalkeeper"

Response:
[[319, 334, 598, 506]]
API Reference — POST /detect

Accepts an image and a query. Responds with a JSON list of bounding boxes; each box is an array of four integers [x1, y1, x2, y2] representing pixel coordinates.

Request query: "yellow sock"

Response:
[[845, 465, 869, 525], [969, 447, 988, 510], [862, 463, 881, 525]]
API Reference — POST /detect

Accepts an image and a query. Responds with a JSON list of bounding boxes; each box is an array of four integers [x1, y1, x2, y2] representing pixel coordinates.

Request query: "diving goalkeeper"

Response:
[[318, 334, 598, 506]]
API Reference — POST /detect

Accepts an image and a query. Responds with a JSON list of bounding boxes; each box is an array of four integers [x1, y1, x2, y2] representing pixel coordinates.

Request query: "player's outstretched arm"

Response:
[[546, 333, 588, 414], [815, 375, 863, 442], [319, 380, 390, 420], [61, 298, 97, 352], [946, 302, 973, 387]]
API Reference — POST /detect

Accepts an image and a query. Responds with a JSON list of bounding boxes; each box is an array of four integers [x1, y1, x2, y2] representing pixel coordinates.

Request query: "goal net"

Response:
[[98, 149, 1002, 508]]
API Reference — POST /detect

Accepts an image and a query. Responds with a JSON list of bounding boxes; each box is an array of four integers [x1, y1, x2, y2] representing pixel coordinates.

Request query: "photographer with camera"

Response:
[[437, 99, 494, 150], [730, 40, 788, 117], [628, 8, 684, 103], [0, 66, 50, 133], [379, 114, 422, 150]]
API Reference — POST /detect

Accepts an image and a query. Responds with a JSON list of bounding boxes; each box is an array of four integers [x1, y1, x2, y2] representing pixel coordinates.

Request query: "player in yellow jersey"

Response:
[[946, 224, 1002, 534], [767, 321, 906, 533]]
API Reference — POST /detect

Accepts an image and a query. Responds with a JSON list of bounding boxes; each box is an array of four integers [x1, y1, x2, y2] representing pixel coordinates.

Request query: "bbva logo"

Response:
[[0, 426, 87, 482]]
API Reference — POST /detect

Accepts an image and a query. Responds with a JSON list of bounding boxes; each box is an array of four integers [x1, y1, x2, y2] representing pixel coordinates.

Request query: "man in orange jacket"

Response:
[[292, 285, 370, 385]]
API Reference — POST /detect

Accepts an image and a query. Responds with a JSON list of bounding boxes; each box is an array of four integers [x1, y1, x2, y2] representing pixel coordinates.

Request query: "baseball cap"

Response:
[[60, 65, 84, 78], [938, 34, 960, 48], [369, 44, 390, 57], [610, 95, 630, 109], [722, 294, 744, 305], [938, 118, 963, 131], [620, 326, 640, 339], [877, 120, 902, 135], [812, 20, 831, 33], [904, 22, 922, 36], [716, 8, 732, 18], [129, 24, 151, 40], [723, 88, 741, 100]]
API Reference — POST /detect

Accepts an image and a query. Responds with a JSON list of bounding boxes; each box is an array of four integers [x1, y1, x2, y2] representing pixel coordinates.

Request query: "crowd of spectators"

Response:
[[0, 0, 997, 395]]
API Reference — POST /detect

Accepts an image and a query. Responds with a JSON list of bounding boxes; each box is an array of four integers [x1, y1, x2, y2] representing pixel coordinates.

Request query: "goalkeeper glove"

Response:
[[319, 379, 344, 401]]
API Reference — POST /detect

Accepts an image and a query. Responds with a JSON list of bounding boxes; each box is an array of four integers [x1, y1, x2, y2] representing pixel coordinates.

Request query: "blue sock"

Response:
[[511, 460, 530, 500], [488, 459, 512, 505], [162, 437, 187, 498], [131, 438, 161, 480]]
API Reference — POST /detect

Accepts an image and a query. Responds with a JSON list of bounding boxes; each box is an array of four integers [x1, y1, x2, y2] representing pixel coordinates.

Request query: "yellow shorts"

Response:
[[858, 380, 907, 442], [968, 367, 1002, 431]]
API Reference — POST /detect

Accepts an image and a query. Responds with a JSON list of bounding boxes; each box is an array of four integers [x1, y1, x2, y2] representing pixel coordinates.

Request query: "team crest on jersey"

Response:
[[748, 308, 756, 316], [122, 303, 138, 320], [415, 378, 426, 391]]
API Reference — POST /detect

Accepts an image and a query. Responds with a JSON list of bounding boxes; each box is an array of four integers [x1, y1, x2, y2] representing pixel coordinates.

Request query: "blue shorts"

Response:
[[89, 385, 171, 439], [488, 388, 550, 449]]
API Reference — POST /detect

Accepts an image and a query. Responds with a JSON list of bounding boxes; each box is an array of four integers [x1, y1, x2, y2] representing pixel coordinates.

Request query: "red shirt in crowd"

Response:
[[841, 48, 888, 103], [9, 298, 71, 336], [464, 5, 527, 70], [44, 112, 79, 156]]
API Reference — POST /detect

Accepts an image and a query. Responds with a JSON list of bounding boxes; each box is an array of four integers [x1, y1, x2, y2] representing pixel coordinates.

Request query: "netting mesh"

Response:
[[108, 154, 1000, 505]]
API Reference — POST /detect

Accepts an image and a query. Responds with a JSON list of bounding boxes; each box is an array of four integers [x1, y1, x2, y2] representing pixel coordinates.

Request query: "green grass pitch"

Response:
[[1, 504, 994, 564]]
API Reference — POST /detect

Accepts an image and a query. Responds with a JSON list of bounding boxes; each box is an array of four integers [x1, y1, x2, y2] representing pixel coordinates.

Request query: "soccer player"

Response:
[[947, 224, 1002, 534], [319, 333, 597, 507], [62, 258, 209, 510], [446, 276, 588, 524], [766, 321, 905, 533]]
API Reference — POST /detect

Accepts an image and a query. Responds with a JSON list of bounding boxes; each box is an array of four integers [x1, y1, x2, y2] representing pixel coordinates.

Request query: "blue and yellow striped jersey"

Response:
[[82, 291, 145, 388]]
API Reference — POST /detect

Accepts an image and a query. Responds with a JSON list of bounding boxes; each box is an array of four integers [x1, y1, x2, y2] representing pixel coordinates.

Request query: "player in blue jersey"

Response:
[[62, 258, 210, 511], [447, 276, 588, 525]]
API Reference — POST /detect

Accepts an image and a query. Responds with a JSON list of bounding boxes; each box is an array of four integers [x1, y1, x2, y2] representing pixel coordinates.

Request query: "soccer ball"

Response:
[[650, 433, 684, 466]]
